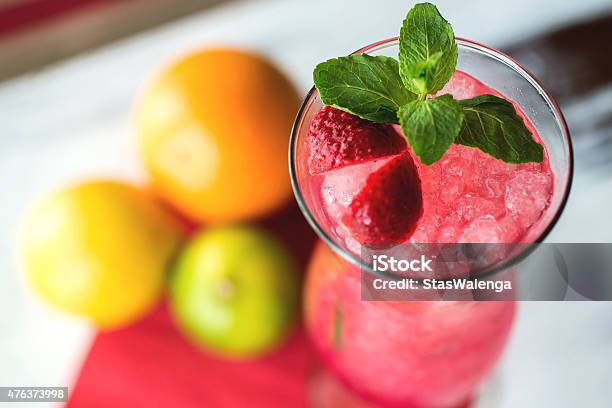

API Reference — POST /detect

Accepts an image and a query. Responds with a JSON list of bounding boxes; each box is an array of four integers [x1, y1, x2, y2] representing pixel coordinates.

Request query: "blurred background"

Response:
[[1, 0, 612, 407]]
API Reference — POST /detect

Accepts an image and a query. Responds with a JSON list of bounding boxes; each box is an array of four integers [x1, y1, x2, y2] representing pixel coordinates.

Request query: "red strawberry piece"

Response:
[[343, 152, 423, 248], [307, 106, 406, 174]]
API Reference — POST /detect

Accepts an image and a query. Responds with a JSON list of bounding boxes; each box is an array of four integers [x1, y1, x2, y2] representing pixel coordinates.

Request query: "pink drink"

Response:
[[302, 72, 550, 407], [292, 38, 571, 408], [311, 72, 553, 253]]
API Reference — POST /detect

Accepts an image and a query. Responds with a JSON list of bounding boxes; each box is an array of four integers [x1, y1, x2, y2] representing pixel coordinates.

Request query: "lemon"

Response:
[[18, 181, 184, 329]]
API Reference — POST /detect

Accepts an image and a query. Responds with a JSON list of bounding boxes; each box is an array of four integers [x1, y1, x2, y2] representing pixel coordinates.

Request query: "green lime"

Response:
[[169, 225, 300, 359]]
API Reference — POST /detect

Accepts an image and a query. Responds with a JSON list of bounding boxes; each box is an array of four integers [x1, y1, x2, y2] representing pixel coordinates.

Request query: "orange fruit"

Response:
[[18, 181, 184, 329], [134, 48, 300, 223]]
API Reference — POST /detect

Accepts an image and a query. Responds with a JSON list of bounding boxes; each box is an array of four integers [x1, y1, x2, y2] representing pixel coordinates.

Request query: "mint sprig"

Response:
[[398, 94, 464, 165], [311, 2, 544, 165], [457, 95, 544, 163], [314, 54, 416, 124], [399, 2, 457, 95]]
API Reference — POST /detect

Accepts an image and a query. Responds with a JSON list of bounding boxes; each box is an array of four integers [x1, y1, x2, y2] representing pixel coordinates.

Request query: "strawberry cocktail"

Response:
[[291, 3, 572, 407]]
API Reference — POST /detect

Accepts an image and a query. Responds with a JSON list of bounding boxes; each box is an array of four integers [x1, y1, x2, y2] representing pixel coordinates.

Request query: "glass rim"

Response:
[[289, 36, 574, 279]]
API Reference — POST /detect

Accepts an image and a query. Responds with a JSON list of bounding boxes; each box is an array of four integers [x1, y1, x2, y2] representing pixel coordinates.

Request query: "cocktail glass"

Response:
[[290, 38, 572, 407]]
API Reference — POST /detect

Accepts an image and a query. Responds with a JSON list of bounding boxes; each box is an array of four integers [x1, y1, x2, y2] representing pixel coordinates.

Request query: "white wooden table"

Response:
[[1, 0, 612, 406]]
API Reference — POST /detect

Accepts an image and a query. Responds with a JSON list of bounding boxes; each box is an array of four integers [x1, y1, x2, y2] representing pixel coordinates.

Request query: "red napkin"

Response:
[[67, 303, 314, 408]]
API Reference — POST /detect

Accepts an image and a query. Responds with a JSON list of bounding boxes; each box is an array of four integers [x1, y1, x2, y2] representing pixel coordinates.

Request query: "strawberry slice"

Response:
[[342, 152, 423, 248], [307, 106, 406, 174]]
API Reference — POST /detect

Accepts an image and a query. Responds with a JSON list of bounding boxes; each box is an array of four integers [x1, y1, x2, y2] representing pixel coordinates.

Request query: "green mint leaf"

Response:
[[457, 95, 544, 163], [313, 54, 416, 124], [399, 2, 458, 95], [402, 51, 443, 95], [398, 94, 464, 165]]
